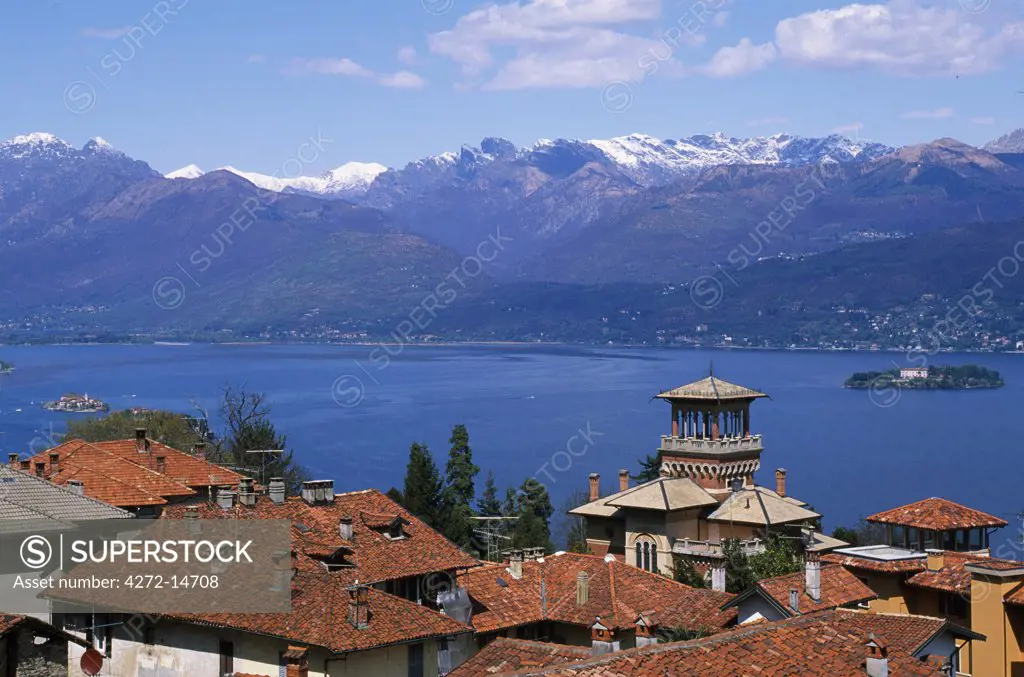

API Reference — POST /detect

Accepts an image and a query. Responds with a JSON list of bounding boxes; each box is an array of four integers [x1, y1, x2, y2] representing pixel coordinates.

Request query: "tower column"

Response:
[[671, 404, 679, 437]]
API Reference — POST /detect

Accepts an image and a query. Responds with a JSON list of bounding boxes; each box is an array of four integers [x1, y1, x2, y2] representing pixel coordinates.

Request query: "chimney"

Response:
[[323, 479, 335, 502], [576, 572, 590, 605], [34, 462, 45, 478], [269, 477, 286, 504], [789, 589, 800, 613], [805, 551, 821, 603], [590, 618, 619, 656], [193, 441, 206, 459], [155, 456, 166, 474], [7, 453, 18, 466], [284, 646, 309, 677], [135, 428, 148, 452], [865, 633, 889, 677], [216, 486, 236, 510], [775, 468, 787, 497], [508, 550, 524, 580], [710, 561, 727, 592], [237, 477, 256, 507], [618, 469, 629, 492], [339, 517, 354, 541], [588, 473, 600, 502], [635, 613, 659, 648], [49, 453, 60, 473], [67, 479, 85, 496], [19, 460, 30, 471], [348, 584, 369, 629], [925, 548, 946, 572]]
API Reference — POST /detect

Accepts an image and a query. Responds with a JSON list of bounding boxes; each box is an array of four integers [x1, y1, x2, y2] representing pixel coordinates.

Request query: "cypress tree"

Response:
[[445, 424, 479, 506], [477, 471, 502, 517], [403, 442, 443, 527]]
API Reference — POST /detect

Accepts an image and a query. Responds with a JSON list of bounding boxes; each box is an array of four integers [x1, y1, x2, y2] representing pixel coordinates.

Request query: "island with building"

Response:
[[844, 365, 1004, 390], [0, 359, 12, 374], [42, 392, 110, 412]]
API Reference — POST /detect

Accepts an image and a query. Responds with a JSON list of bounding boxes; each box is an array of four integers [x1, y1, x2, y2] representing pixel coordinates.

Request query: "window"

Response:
[[219, 641, 234, 677], [408, 642, 424, 677], [389, 523, 405, 539], [635, 536, 658, 572], [939, 592, 967, 619]]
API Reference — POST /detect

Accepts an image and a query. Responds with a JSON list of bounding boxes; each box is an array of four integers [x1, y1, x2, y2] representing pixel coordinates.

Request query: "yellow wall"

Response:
[[970, 573, 1024, 677], [859, 571, 910, 615]]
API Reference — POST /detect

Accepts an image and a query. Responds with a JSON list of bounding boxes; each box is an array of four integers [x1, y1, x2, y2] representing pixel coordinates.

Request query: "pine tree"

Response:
[[477, 471, 502, 517], [501, 487, 519, 517], [441, 424, 480, 550], [403, 442, 444, 527], [512, 478, 554, 551], [632, 453, 661, 483]]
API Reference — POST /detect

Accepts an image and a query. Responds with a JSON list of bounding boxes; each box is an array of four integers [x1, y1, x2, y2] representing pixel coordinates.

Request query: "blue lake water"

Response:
[[0, 343, 1021, 551]]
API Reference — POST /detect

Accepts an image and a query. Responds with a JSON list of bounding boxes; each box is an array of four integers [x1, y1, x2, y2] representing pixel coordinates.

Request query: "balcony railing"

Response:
[[659, 435, 763, 454], [672, 537, 765, 558]]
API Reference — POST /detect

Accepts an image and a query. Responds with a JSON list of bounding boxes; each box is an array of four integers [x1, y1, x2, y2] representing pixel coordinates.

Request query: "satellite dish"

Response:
[[81, 648, 104, 676]]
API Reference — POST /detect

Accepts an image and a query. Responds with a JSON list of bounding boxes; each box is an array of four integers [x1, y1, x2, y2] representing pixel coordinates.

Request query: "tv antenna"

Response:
[[244, 449, 284, 487], [471, 516, 518, 562]]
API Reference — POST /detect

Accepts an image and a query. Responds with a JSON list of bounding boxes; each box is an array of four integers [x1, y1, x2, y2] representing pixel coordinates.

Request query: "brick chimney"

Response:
[[155, 456, 166, 474], [588, 473, 600, 502], [19, 460, 30, 471], [590, 617, 619, 656], [67, 479, 85, 496], [634, 613, 659, 648], [269, 477, 286, 504], [339, 516, 354, 541], [135, 428, 148, 453], [49, 453, 60, 474], [775, 468, 787, 497], [348, 583, 370, 629], [34, 462, 45, 478], [926, 549, 945, 572], [576, 572, 589, 605], [284, 646, 309, 677], [193, 441, 206, 459], [805, 551, 821, 603], [618, 469, 629, 492], [865, 633, 889, 677], [7, 453, 18, 466]]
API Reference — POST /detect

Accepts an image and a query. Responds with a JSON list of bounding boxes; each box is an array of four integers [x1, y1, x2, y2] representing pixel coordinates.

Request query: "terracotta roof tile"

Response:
[[906, 552, 1024, 595], [448, 638, 590, 677], [0, 614, 27, 637], [161, 489, 478, 584], [1005, 583, 1024, 606], [89, 438, 244, 487], [830, 609, 960, 656], [499, 610, 946, 677], [167, 572, 469, 654], [823, 552, 927, 575], [459, 552, 735, 636], [754, 564, 877, 615], [867, 498, 1007, 530]]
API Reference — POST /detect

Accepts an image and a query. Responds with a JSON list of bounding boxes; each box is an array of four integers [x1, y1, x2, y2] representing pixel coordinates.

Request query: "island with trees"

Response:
[[43, 392, 110, 412], [844, 364, 1004, 390], [0, 359, 12, 374]]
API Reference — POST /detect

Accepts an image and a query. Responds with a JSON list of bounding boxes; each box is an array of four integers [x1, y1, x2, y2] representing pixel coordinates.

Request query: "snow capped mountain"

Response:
[[0, 132, 76, 160], [164, 161, 388, 198], [983, 128, 1024, 154], [587, 132, 894, 186], [165, 164, 204, 179]]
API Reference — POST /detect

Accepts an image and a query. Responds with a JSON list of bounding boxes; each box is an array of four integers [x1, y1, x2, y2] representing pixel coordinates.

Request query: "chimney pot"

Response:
[[339, 517, 354, 541], [7, 453, 18, 466], [508, 550, 524, 580], [775, 468, 787, 498], [193, 441, 206, 458], [155, 456, 166, 474], [348, 584, 370, 629], [269, 477, 286, 504], [576, 571, 590, 605], [926, 549, 945, 572], [789, 588, 800, 613], [710, 562, 727, 592], [67, 479, 85, 496], [805, 551, 821, 603], [216, 486, 236, 510], [588, 473, 600, 502], [19, 460, 30, 471], [34, 462, 45, 477], [618, 469, 629, 492], [49, 453, 60, 473], [865, 633, 889, 677], [135, 428, 148, 452]]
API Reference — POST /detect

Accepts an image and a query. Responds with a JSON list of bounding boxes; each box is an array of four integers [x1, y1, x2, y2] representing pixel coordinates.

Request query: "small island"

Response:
[[845, 365, 1004, 390], [0, 359, 13, 374], [43, 392, 110, 413]]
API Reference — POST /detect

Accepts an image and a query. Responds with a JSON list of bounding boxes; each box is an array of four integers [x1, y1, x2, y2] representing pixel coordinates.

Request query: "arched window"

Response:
[[635, 536, 658, 572]]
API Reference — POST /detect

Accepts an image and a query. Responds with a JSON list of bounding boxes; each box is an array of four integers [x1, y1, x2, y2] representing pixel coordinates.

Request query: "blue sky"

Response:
[[2, 0, 1022, 174]]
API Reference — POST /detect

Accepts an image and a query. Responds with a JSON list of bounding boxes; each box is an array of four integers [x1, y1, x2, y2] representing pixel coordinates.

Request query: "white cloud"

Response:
[[971, 116, 996, 125], [379, 70, 428, 89], [247, 54, 266, 65], [695, 38, 776, 77], [832, 122, 864, 135], [282, 57, 374, 78], [429, 0, 683, 90], [80, 26, 133, 39], [747, 117, 790, 127], [900, 107, 955, 119], [774, 1, 1024, 77], [397, 46, 418, 64]]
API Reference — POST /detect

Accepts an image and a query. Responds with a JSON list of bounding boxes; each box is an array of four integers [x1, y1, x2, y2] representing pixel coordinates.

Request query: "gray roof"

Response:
[[707, 486, 819, 527], [657, 376, 768, 402], [0, 465, 134, 526]]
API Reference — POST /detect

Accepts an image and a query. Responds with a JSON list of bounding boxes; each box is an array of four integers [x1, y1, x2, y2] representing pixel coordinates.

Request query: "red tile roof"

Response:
[[906, 552, 1024, 595], [459, 552, 735, 636], [447, 638, 590, 677], [495, 610, 947, 677], [167, 572, 470, 654], [0, 614, 27, 637], [867, 498, 1007, 530], [752, 564, 877, 615], [1005, 583, 1024, 607], [161, 489, 479, 584], [27, 436, 245, 508], [823, 552, 927, 575], [830, 609, 975, 656]]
